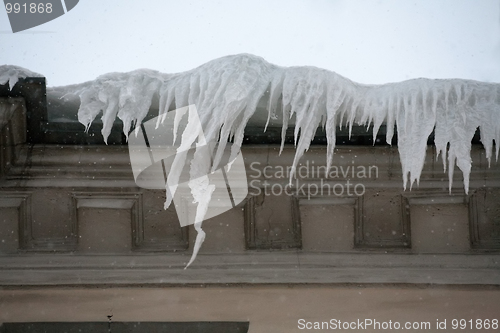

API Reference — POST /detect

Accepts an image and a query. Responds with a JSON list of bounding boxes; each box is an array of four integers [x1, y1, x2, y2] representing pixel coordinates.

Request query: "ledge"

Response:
[[2, 144, 499, 189], [0, 253, 498, 286]]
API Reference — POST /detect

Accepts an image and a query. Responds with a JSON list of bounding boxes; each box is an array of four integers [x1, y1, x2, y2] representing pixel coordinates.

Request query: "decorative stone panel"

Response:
[[73, 192, 140, 253], [137, 190, 188, 252], [403, 192, 470, 253], [469, 188, 500, 250], [0, 192, 30, 253], [300, 196, 360, 252], [244, 192, 301, 249], [27, 189, 77, 251], [355, 190, 410, 249]]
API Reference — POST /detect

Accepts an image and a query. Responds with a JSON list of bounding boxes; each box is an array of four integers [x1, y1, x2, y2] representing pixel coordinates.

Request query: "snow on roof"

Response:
[[0, 65, 44, 91]]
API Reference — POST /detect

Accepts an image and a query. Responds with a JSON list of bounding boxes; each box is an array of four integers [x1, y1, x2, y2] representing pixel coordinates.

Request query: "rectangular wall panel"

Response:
[[0, 193, 29, 253], [405, 193, 470, 253], [245, 193, 301, 249], [469, 188, 500, 249], [300, 197, 358, 252], [356, 190, 410, 249], [73, 192, 139, 254]]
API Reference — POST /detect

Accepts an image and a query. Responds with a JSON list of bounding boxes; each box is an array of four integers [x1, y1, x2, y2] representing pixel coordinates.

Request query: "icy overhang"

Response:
[[2, 54, 499, 195], [44, 87, 399, 145]]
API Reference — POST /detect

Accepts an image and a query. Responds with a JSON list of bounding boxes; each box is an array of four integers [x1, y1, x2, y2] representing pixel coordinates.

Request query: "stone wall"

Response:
[[0, 142, 498, 285]]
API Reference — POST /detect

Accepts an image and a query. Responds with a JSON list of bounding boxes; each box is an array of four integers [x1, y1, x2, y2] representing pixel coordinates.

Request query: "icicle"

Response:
[[347, 97, 356, 140], [185, 221, 206, 269], [184, 125, 216, 268], [370, 90, 387, 145], [165, 105, 204, 209], [265, 68, 285, 132], [325, 82, 346, 171], [385, 93, 395, 145], [287, 68, 327, 181], [173, 106, 188, 145]]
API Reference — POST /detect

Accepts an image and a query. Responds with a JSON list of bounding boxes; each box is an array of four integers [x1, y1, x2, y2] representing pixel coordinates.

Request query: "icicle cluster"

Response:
[[55, 54, 500, 194], [0, 65, 43, 90], [59, 69, 170, 142], [4, 55, 499, 266]]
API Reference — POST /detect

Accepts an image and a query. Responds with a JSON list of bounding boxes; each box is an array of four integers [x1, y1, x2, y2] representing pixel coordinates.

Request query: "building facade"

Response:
[[0, 78, 499, 332]]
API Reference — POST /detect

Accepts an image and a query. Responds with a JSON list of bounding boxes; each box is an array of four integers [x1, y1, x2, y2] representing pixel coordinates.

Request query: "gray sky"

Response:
[[1, 0, 499, 86]]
